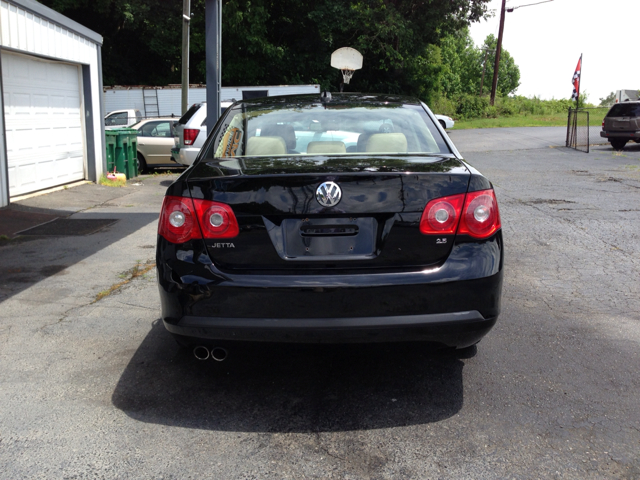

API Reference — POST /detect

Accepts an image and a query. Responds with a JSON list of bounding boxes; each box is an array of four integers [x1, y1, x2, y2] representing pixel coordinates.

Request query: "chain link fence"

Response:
[[566, 108, 589, 152], [566, 107, 610, 153]]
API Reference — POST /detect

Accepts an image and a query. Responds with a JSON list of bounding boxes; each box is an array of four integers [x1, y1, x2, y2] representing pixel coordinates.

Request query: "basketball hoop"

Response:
[[341, 68, 355, 85], [331, 47, 363, 90]]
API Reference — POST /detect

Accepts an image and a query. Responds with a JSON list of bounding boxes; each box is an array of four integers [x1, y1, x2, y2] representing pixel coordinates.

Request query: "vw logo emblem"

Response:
[[316, 181, 342, 207]]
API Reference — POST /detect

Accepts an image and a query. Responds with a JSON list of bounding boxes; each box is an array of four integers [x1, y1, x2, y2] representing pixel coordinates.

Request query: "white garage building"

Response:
[[0, 0, 104, 207]]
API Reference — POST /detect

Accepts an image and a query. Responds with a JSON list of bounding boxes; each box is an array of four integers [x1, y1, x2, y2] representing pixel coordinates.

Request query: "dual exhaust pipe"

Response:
[[193, 345, 228, 362]]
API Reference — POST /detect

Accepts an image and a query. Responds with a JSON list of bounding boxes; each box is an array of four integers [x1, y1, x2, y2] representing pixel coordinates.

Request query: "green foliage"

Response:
[[575, 91, 591, 109], [431, 93, 577, 120], [419, 29, 520, 108], [454, 94, 490, 119], [479, 34, 521, 97], [40, 0, 185, 85], [437, 30, 483, 98], [599, 91, 616, 107], [40, 0, 493, 99]]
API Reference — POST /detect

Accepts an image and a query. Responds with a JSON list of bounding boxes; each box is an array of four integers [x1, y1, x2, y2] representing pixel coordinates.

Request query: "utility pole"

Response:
[[205, 0, 222, 132], [489, 0, 554, 104], [181, 0, 191, 115], [490, 0, 506, 106]]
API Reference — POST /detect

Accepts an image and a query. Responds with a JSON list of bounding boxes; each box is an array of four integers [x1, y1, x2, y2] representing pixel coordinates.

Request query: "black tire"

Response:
[[136, 153, 148, 174], [610, 139, 627, 151], [439, 119, 446, 130], [454, 344, 478, 359], [438, 343, 478, 359]]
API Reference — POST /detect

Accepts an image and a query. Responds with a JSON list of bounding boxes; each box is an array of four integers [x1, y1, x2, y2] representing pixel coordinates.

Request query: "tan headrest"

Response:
[[246, 136, 287, 156], [307, 141, 347, 154], [261, 124, 297, 150], [365, 133, 408, 153], [357, 133, 372, 152]]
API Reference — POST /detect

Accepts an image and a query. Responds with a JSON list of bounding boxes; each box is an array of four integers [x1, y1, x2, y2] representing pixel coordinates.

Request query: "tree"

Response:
[[39, 0, 493, 102], [599, 91, 615, 107], [436, 29, 483, 98], [39, 0, 185, 85], [479, 34, 520, 96]]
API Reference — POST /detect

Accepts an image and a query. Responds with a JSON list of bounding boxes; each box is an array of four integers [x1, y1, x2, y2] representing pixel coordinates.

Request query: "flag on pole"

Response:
[[571, 55, 582, 101]]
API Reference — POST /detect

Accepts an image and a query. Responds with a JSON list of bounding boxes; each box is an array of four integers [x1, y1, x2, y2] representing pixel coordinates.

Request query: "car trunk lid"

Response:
[[186, 156, 470, 272]]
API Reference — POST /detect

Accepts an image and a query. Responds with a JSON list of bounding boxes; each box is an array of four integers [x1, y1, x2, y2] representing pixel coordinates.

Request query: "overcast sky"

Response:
[[468, 0, 638, 103]]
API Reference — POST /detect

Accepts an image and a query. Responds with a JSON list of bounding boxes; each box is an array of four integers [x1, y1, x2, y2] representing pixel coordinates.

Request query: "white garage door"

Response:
[[2, 52, 85, 197]]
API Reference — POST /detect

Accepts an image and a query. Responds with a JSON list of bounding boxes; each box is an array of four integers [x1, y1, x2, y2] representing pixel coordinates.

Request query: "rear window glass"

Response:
[[179, 104, 202, 125], [607, 103, 640, 118], [203, 101, 450, 159], [198, 107, 229, 127]]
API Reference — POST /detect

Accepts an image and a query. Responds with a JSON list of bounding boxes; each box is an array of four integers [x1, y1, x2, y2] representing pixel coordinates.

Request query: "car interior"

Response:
[[209, 105, 448, 158]]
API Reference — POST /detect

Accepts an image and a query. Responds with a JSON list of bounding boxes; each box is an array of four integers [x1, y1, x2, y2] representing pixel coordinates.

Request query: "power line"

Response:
[[507, 0, 554, 12]]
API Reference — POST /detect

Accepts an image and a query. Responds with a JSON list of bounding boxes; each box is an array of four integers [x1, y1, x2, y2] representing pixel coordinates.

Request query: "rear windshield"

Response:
[[607, 103, 640, 118], [203, 101, 450, 159], [179, 103, 202, 125]]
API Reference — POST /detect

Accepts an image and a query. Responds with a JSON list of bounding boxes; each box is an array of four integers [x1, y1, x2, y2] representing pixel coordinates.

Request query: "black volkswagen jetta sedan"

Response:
[[157, 93, 503, 359]]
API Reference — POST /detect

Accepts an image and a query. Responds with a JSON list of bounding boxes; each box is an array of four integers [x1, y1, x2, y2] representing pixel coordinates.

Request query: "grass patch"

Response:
[[450, 110, 608, 130], [452, 113, 570, 130], [98, 174, 127, 187], [93, 260, 156, 303]]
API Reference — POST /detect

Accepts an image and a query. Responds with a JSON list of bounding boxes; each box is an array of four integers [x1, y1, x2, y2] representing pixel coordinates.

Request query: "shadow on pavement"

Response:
[[112, 320, 466, 433], [0, 211, 159, 303]]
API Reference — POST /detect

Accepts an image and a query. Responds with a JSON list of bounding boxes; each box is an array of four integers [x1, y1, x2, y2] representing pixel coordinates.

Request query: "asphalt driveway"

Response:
[[449, 125, 608, 152], [0, 129, 639, 478]]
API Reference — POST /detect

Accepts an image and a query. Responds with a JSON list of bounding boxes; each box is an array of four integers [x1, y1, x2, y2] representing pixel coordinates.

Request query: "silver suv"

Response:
[[600, 101, 640, 150], [172, 102, 232, 166]]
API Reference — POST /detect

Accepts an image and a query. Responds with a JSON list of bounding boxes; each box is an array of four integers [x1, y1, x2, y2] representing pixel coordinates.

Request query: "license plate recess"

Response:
[[282, 217, 376, 260]]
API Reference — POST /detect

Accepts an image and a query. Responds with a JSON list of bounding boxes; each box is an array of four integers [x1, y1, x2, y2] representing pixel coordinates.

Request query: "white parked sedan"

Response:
[[435, 114, 455, 130]]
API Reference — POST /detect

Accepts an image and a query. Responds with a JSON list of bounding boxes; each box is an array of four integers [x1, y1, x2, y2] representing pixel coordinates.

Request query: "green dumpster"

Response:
[[105, 128, 138, 179]]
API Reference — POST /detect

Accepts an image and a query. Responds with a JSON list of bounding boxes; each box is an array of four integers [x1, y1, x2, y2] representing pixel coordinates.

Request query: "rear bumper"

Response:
[[600, 131, 639, 139], [176, 147, 200, 166], [157, 232, 504, 346], [163, 311, 497, 345]]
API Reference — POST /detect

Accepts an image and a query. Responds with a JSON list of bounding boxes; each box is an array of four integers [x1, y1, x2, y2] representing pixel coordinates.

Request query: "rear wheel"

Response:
[[439, 120, 446, 130], [610, 139, 627, 150], [454, 344, 478, 359], [136, 153, 148, 174]]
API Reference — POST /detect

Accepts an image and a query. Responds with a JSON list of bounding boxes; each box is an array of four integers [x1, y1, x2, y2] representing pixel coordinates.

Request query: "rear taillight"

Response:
[[158, 196, 198, 244], [192, 199, 239, 239], [158, 196, 239, 244], [457, 189, 501, 238], [420, 193, 465, 235], [183, 128, 200, 146], [420, 189, 501, 239]]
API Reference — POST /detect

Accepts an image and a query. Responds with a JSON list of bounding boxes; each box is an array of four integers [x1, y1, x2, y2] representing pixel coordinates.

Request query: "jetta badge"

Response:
[[316, 182, 342, 207]]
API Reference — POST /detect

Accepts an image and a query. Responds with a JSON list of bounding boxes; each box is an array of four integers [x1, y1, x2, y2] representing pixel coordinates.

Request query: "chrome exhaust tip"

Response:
[[210, 347, 228, 362], [193, 345, 210, 361]]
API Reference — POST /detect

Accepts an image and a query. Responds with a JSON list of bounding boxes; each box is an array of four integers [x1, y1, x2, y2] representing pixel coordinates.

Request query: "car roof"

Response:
[[234, 92, 422, 108]]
